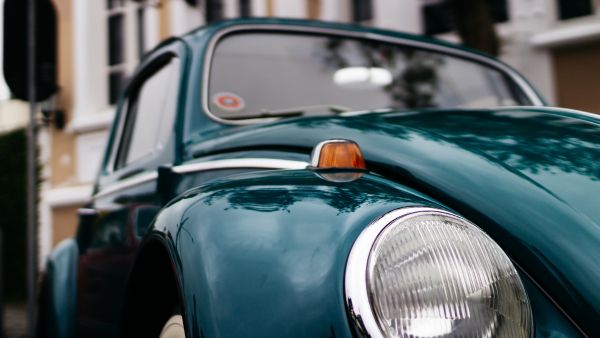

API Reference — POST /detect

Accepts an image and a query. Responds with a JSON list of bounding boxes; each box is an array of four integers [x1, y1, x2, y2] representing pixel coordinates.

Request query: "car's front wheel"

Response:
[[159, 314, 185, 338]]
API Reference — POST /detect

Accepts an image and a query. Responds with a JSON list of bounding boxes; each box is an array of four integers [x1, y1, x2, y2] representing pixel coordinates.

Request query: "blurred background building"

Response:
[[3, 0, 595, 263]]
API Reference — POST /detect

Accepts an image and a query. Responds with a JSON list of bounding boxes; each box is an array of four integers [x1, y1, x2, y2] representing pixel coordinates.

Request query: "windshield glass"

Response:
[[207, 32, 530, 121]]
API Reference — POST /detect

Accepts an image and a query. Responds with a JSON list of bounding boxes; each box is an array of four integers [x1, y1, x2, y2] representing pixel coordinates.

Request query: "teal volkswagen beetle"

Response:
[[39, 18, 600, 338]]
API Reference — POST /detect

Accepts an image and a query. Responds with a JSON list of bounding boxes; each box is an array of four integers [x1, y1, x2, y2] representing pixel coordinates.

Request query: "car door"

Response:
[[75, 44, 185, 338]]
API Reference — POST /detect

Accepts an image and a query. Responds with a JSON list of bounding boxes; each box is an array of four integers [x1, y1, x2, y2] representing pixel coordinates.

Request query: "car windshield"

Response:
[[207, 31, 531, 121]]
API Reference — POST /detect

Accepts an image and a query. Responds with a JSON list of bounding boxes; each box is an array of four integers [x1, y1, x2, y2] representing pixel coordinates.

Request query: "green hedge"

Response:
[[0, 128, 28, 301]]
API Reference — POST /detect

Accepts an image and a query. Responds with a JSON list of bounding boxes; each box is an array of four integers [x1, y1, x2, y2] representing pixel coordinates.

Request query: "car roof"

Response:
[[181, 17, 496, 61]]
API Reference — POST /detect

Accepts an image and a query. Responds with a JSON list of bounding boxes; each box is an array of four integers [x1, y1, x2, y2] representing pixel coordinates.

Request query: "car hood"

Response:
[[192, 107, 600, 334]]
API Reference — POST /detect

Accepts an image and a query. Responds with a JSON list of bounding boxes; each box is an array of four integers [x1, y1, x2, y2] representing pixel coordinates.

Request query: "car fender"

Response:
[[123, 169, 440, 337], [121, 168, 585, 337], [39, 238, 78, 338]]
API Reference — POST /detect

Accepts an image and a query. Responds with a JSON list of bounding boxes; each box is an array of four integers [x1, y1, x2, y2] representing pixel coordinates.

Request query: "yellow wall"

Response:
[[47, 0, 172, 247], [554, 41, 600, 114], [52, 205, 80, 246], [52, 0, 77, 187], [159, 0, 172, 40]]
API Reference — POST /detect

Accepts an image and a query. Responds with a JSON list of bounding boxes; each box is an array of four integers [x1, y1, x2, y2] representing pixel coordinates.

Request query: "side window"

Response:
[[115, 57, 181, 170]]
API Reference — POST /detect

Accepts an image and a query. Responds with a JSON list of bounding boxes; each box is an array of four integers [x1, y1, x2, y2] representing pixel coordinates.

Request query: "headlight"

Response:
[[345, 207, 532, 338]]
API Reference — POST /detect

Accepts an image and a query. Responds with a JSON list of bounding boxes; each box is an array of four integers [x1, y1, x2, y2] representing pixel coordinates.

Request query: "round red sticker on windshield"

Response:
[[213, 92, 245, 112]]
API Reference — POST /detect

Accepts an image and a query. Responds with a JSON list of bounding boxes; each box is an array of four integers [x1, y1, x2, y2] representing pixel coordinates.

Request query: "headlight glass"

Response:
[[346, 208, 532, 338]]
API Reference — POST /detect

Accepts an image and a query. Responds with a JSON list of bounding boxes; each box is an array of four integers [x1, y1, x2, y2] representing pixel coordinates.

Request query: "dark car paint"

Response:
[[39, 18, 599, 338], [186, 107, 600, 335], [148, 170, 585, 337]]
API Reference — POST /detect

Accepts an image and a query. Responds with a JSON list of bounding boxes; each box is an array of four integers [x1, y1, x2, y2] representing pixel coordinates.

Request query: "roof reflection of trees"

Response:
[[391, 111, 600, 180], [321, 38, 442, 109], [290, 109, 600, 180], [175, 172, 413, 214]]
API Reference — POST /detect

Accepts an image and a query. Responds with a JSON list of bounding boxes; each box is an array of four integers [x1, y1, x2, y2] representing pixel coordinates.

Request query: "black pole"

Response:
[[0, 228, 4, 337], [26, 0, 38, 335]]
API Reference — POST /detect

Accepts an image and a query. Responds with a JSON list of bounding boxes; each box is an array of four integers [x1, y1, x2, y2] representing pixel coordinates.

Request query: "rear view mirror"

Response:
[[75, 208, 98, 254]]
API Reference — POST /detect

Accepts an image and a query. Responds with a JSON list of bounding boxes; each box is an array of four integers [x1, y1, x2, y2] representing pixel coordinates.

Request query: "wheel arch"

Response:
[[38, 238, 79, 338], [119, 169, 443, 337], [119, 235, 185, 338]]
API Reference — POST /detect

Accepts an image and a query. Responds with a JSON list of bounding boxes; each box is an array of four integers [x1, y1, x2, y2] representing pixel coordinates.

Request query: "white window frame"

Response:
[[70, 0, 160, 134], [107, 1, 160, 106]]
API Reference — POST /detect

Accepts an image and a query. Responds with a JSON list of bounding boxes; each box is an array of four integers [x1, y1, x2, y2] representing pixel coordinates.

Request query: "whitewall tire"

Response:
[[159, 314, 186, 338]]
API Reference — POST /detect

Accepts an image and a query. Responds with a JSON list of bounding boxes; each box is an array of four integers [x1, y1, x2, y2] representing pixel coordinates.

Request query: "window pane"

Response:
[[423, 1, 453, 35], [157, 59, 181, 151], [352, 0, 372, 22], [423, 0, 508, 35], [107, 0, 124, 9], [239, 0, 251, 17], [207, 33, 529, 121], [489, 0, 508, 23], [108, 14, 125, 66], [137, 7, 146, 59], [109, 70, 127, 105], [558, 0, 594, 20], [206, 0, 224, 23], [124, 59, 180, 165]]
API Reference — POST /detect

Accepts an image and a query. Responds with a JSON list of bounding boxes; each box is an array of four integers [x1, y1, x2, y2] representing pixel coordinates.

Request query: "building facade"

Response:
[[39, 0, 600, 263]]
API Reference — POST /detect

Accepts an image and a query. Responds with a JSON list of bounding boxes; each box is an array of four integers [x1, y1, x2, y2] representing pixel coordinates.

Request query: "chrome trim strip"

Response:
[[202, 24, 544, 125], [494, 105, 600, 121], [94, 158, 308, 198], [94, 171, 159, 199], [172, 158, 308, 174], [344, 207, 459, 338], [77, 208, 98, 217], [345, 207, 537, 337]]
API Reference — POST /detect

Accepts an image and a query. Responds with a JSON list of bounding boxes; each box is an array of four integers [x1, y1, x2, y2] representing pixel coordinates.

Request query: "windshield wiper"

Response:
[[225, 105, 352, 120]]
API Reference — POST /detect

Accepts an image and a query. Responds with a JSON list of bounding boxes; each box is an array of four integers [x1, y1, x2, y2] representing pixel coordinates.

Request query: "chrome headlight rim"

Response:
[[344, 206, 533, 338]]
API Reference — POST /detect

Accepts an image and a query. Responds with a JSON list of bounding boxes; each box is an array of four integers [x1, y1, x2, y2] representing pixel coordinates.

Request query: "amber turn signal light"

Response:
[[310, 139, 367, 170]]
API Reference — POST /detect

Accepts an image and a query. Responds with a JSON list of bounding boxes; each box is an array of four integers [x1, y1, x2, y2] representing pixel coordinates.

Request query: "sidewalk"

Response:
[[3, 303, 27, 338]]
